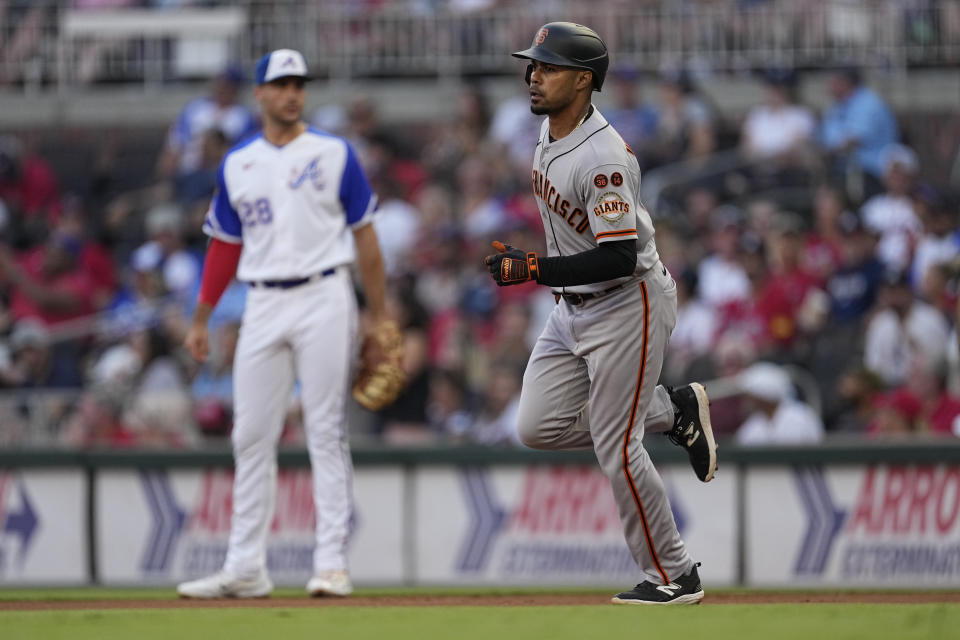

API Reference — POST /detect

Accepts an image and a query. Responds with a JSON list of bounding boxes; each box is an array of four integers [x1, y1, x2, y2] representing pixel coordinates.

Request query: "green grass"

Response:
[[1, 588, 959, 640], [1, 604, 958, 640]]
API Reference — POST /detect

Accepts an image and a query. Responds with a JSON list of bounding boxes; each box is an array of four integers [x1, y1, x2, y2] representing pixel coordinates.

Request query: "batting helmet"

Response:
[[512, 22, 609, 91]]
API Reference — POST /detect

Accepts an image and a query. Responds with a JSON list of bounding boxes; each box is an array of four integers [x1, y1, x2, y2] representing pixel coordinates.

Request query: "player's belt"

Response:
[[246, 268, 336, 289], [553, 282, 626, 306]]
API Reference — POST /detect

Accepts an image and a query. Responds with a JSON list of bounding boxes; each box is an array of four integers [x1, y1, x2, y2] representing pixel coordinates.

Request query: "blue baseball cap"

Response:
[[255, 49, 309, 85]]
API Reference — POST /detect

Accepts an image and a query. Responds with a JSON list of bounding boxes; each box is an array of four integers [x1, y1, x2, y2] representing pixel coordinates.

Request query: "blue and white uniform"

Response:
[[203, 126, 376, 578]]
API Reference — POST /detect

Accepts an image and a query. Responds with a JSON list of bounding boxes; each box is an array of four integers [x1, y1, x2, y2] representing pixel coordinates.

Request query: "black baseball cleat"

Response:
[[611, 562, 705, 605], [666, 383, 718, 482]]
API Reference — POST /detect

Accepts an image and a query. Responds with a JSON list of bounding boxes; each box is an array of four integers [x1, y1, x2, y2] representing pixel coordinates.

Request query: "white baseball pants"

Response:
[[223, 268, 356, 577]]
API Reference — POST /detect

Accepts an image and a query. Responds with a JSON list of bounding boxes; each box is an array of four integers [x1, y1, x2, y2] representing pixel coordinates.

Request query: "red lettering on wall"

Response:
[[271, 470, 316, 532], [509, 467, 621, 534], [847, 465, 960, 536], [906, 466, 935, 534], [190, 471, 235, 533], [881, 466, 909, 533], [935, 468, 960, 534], [847, 467, 877, 534]]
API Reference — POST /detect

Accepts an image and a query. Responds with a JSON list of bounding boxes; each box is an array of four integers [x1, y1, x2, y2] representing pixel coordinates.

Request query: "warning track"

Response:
[[3, 592, 960, 610]]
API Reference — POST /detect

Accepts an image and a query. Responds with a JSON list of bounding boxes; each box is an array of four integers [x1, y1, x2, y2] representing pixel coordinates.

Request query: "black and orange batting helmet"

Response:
[[512, 22, 609, 91]]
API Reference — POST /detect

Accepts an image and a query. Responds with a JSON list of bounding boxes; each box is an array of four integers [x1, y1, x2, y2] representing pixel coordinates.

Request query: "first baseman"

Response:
[[177, 49, 387, 599], [485, 22, 718, 605]]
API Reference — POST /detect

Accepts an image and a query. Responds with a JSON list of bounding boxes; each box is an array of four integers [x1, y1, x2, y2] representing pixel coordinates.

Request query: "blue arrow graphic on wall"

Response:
[[793, 466, 847, 575], [3, 483, 38, 566], [456, 469, 507, 572], [140, 471, 187, 573]]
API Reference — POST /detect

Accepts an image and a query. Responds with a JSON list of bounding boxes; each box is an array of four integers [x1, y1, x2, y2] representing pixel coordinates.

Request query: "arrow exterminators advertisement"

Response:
[[748, 465, 960, 586]]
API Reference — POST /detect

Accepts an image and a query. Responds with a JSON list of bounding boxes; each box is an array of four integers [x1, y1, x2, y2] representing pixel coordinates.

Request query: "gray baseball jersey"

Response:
[[517, 106, 695, 584], [530, 107, 658, 294]]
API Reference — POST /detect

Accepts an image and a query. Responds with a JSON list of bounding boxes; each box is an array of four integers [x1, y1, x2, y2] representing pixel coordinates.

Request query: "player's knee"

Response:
[[516, 410, 548, 449], [231, 426, 269, 455], [517, 427, 547, 449]]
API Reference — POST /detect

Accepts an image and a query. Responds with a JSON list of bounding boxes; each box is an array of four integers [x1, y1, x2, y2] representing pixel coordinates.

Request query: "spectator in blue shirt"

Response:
[[156, 64, 259, 182], [827, 210, 885, 323], [820, 67, 899, 201]]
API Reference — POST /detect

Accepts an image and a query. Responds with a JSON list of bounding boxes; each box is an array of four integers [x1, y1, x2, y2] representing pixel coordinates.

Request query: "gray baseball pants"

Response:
[[516, 261, 694, 584]]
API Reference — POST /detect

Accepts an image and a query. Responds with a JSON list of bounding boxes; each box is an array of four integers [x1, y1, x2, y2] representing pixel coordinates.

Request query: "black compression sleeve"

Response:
[[534, 239, 638, 287]]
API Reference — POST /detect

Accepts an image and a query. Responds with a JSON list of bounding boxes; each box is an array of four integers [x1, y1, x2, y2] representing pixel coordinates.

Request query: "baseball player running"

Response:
[[485, 23, 718, 605], [177, 49, 388, 598]]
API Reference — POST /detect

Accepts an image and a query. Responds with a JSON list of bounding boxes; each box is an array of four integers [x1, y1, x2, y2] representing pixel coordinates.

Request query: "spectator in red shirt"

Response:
[[868, 360, 960, 437], [868, 388, 922, 438], [0, 136, 61, 240], [713, 232, 770, 354], [755, 213, 822, 348], [907, 359, 960, 436], [802, 183, 849, 285], [0, 232, 95, 326], [57, 196, 118, 310]]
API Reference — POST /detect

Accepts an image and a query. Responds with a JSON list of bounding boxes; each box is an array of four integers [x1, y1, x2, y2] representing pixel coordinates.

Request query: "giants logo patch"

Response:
[[594, 192, 630, 223], [593, 174, 608, 188], [536, 28, 549, 45], [611, 172, 623, 186]]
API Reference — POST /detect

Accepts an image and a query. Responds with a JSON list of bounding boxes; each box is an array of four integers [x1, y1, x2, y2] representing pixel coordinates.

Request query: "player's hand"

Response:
[[184, 322, 211, 363], [484, 241, 539, 286]]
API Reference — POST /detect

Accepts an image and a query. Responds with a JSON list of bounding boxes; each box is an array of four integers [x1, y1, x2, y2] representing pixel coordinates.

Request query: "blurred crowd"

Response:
[[0, 57, 959, 450]]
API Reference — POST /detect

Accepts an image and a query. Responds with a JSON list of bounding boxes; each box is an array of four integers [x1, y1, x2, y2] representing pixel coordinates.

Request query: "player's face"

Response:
[[527, 60, 590, 115], [256, 76, 306, 126]]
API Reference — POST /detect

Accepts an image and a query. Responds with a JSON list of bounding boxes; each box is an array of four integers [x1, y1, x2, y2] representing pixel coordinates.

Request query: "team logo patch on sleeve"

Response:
[[594, 192, 630, 223], [593, 174, 608, 188], [611, 172, 623, 186]]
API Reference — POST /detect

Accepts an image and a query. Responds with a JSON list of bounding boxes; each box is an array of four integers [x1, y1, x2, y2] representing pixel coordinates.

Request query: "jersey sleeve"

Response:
[[202, 159, 243, 244], [581, 163, 640, 244], [339, 142, 378, 227]]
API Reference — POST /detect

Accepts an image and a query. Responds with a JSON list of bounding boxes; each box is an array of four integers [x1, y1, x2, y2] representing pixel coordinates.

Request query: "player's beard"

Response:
[[270, 106, 302, 128], [530, 97, 571, 116], [530, 95, 555, 115], [530, 89, 574, 116]]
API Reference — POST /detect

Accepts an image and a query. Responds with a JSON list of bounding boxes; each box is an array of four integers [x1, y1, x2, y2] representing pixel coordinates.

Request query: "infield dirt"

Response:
[[4, 592, 960, 610]]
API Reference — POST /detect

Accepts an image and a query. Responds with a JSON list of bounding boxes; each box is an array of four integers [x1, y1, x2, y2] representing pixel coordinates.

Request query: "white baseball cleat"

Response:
[[177, 570, 273, 599], [306, 569, 353, 597]]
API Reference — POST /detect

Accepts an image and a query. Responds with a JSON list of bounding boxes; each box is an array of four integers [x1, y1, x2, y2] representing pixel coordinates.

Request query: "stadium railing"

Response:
[[1, 1, 959, 93]]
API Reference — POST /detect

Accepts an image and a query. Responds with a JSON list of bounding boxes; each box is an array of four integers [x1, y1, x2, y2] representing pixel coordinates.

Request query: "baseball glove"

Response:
[[352, 319, 406, 411]]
